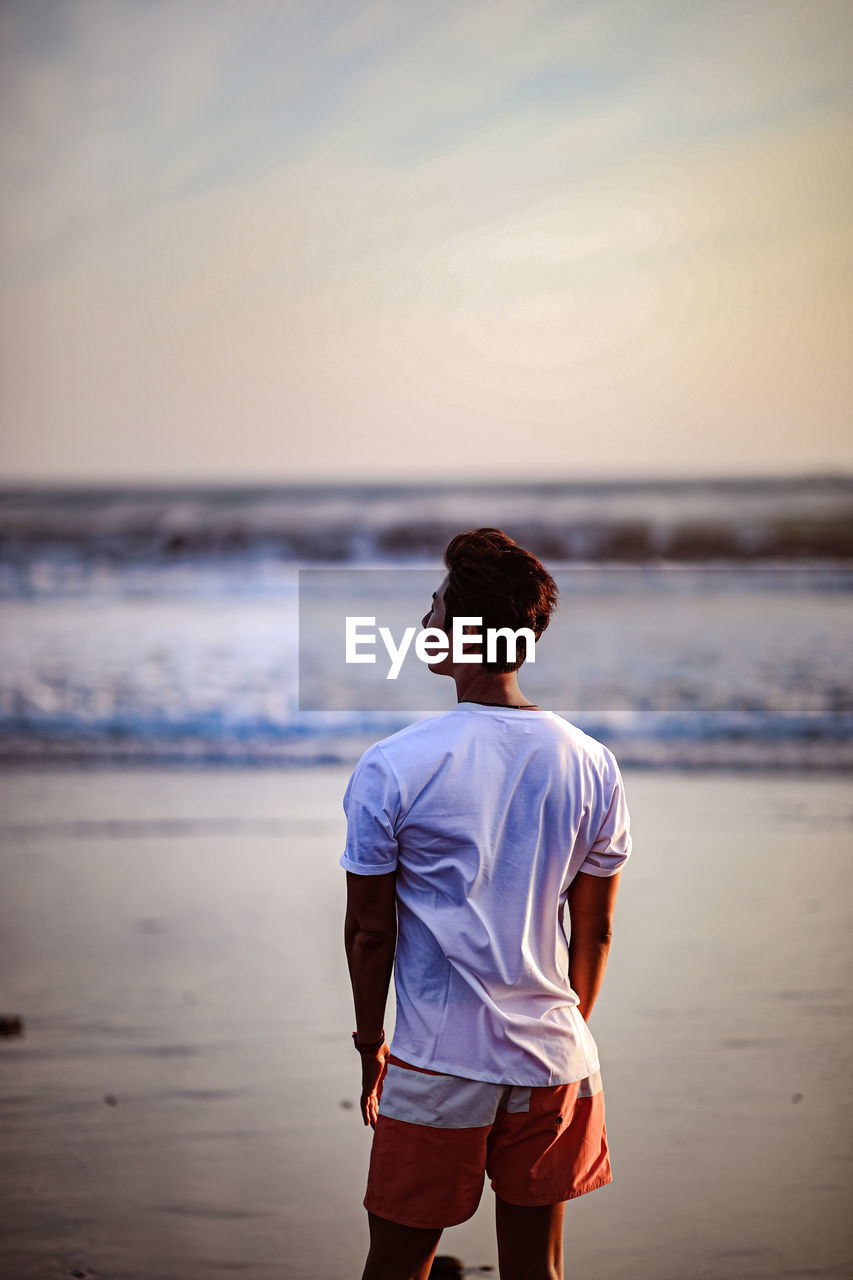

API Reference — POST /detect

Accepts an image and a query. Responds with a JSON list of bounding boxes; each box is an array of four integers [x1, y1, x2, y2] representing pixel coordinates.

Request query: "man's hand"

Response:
[[359, 1042, 390, 1128]]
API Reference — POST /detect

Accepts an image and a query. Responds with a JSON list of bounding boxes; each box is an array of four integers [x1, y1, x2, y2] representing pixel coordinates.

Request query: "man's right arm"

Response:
[[567, 870, 621, 1022]]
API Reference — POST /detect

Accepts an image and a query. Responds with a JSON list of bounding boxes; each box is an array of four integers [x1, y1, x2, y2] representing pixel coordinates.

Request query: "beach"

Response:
[[3, 0, 852, 1268], [1, 765, 851, 1279]]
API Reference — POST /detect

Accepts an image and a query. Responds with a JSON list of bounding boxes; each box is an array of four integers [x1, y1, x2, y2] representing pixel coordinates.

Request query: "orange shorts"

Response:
[[364, 1055, 612, 1229]]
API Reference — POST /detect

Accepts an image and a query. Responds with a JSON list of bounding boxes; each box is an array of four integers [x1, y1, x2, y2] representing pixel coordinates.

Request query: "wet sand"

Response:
[[1, 766, 851, 1279]]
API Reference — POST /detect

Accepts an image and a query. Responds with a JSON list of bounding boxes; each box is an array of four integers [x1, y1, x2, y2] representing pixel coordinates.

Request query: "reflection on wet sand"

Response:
[[1, 767, 851, 1278]]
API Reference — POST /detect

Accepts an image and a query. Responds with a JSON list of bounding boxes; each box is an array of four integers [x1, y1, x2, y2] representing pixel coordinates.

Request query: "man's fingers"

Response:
[[360, 1090, 380, 1129], [357, 1049, 389, 1128]]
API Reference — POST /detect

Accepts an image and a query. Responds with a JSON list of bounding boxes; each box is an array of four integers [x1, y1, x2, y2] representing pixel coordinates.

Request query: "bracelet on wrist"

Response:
[[352, 1030, 386, 1054]]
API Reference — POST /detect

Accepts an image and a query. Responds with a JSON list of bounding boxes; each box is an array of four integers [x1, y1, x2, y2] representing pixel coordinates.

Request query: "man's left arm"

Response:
[[344, 869, 397, 1128]]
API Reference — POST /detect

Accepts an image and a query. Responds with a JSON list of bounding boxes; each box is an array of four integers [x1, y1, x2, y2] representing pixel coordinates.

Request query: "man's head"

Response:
[[436, 527, 559, 673]]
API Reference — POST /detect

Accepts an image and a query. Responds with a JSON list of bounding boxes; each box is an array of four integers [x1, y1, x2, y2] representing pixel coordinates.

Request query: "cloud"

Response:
[[0, 0, 850, 479], [3, 0, 850, 269]]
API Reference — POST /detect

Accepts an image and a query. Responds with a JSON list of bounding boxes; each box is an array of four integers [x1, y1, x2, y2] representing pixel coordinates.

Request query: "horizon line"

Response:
[[0, 468, 851, 494]]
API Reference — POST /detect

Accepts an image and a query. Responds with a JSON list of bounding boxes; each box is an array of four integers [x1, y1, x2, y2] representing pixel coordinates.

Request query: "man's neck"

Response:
[[453, 671, 532, 707]]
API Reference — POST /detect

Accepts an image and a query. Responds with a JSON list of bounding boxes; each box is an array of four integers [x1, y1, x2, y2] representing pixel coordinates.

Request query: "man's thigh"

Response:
[[486, 1072, 611, 1206], [364, 1059, 498, 1229]]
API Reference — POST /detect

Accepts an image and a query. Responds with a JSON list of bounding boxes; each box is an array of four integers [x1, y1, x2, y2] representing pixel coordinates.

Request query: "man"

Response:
[[342, 528, 631, 1280]]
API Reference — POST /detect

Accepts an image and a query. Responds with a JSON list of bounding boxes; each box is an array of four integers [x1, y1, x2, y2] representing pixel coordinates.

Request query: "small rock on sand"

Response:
[[429, 1259, 464, 1279]]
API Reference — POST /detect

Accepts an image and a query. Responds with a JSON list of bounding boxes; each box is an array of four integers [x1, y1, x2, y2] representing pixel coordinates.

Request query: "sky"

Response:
[[0, 0, 851, 484]]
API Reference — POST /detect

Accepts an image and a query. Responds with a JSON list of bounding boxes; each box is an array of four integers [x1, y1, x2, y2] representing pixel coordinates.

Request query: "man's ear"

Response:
[[459, 623, 484, 658]]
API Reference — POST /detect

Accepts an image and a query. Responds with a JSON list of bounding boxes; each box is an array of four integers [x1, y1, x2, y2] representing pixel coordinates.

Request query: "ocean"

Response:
[[2, 481, 851, 1277], [1, 476, 851, 769]]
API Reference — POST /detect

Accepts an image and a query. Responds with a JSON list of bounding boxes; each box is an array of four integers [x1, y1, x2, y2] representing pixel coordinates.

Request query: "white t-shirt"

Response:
[[341, 702, 631, 1087]]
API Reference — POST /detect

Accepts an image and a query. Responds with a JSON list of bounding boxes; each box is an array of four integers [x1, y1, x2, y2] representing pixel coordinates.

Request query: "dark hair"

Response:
[[442, 527, 559, 672]]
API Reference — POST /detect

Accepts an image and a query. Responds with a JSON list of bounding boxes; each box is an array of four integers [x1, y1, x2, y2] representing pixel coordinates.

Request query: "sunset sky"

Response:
[[1, 0, 851, 483]]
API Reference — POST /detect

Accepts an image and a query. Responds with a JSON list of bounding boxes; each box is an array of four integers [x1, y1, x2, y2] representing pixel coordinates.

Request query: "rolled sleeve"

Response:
[[340, 745, 401, 875], [580, 749, 632, 877]]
